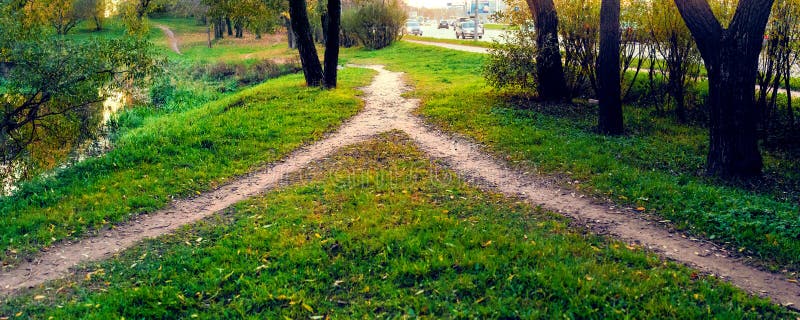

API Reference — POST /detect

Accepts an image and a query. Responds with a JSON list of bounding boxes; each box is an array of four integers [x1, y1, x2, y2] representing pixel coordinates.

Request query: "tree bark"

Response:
[[524, 0, 568, 101], [323, 0, 341, 89], [283, 16, 297, 49], [289, 0, 324, 87], [597, 0, 623, 135], [226, 17, 233, 36], [673, 0, 773, 178]]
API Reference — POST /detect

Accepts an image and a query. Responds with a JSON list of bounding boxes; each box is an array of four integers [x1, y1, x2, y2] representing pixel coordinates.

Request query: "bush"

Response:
[[341, 0, 406, 50], [194, 59, 302, 87], [484, 28, 538, 95], [149, 75, 176, 107]]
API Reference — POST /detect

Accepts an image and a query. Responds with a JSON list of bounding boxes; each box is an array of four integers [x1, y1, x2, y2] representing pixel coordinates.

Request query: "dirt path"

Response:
[[156, 25, 181, 55], [2, 65, 798, 310]]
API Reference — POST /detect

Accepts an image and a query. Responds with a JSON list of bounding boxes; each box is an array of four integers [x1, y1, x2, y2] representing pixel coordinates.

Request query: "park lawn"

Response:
[[341, 41, 800, 272], [149, 18, 298, 64], [404, 35, 495, 48], [1, 134, 792, 318], [0, 68, 374, 268]]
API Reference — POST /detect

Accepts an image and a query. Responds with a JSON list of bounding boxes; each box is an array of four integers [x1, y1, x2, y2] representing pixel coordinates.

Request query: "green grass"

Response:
[[1, 134, 791, 318], [404, 35, 495, 49], [149, 18, 297, 64], [0, 68, 375, 267], [342, 42, 800, 272], [483, 23, 514, 30]]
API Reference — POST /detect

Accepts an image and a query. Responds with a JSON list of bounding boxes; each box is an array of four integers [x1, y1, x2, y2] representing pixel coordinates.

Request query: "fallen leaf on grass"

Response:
[[481, 240, 492, 248], [636, 207, 645, 211], [33, 295, 45, 300]]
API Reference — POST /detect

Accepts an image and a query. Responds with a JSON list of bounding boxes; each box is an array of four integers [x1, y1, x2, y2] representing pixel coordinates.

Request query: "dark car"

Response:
[[438, 20, 449, 29]]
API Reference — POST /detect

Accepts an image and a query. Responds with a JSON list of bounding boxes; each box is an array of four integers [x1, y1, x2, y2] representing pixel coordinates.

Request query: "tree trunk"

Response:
[[674, 0, 773, 178], [524, 0, 568, 101], [323, 0, 341, 89], [289, 0, 324, 87], [284, 17, 297, 49], [787, 59, 795, 126], [235, 22, 243, 38], [226, 17, 233, 37], [597, 0, 623, 134], [214, 17, 224, 39]]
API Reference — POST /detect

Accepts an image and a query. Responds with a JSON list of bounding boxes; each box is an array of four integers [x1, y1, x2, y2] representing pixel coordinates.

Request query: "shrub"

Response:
[[207, 62, 237, 81], [341, 0, 406, 50], [484, 28, 538, 95], [149, 75, 176, 107]]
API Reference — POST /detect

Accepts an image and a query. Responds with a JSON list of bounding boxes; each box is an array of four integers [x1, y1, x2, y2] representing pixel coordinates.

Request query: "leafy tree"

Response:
[[644, 0, 702, 123], [0, 2, 160, 173], [340, 0, 406, 50], [45, 0, 84, 34], [757, 0, 800, 135], [673, 0, 774, 178], [555, 0, 599, 98]]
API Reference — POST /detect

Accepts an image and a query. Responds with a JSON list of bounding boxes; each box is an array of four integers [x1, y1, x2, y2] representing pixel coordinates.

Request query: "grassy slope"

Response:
[[341, 42, 800, 272], [0, 69, 374, 266], [1, 135, 790, 318]]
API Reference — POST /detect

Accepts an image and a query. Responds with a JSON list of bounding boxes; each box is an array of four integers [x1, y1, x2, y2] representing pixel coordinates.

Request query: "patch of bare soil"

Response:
[[2, 65, 798, 311]]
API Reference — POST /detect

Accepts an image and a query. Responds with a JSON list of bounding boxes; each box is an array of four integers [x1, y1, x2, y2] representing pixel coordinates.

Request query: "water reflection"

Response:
[[1, 90, 128, 196]]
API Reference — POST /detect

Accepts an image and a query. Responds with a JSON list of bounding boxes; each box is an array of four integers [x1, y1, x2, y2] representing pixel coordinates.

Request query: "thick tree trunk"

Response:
[[289, 0, 324, 87], [226, 17, 233, 37], [524, 0, 568, 101], [674, 0, 773, 178], [597, 0, 623, 135], [323, 0, 341, 89]]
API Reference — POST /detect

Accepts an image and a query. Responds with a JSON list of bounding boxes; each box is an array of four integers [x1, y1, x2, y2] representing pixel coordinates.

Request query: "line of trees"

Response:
[[490, 0, 795, 180]]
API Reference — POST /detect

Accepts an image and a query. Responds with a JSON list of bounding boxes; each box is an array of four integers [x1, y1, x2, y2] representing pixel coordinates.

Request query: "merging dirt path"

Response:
[[2, 65, 798, 310], [156, 25, 181, 55]]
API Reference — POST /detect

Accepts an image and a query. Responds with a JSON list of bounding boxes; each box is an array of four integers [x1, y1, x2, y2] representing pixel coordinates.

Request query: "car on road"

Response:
[[455, 21, 484, 39], [438, 20, 449, 29], [405, 20, 422, 36]]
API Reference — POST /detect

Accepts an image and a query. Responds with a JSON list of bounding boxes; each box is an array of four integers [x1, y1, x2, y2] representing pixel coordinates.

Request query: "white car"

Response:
[[455, 21, 484, 39], [405, 21, 422, 36]]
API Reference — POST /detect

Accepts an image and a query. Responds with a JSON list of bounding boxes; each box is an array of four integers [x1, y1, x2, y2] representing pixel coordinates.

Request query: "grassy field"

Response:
[[0, 66, 374, 267], [3, 17, 799, 317], [341, 42, 800, 272], [1, 135, 791, 318]]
